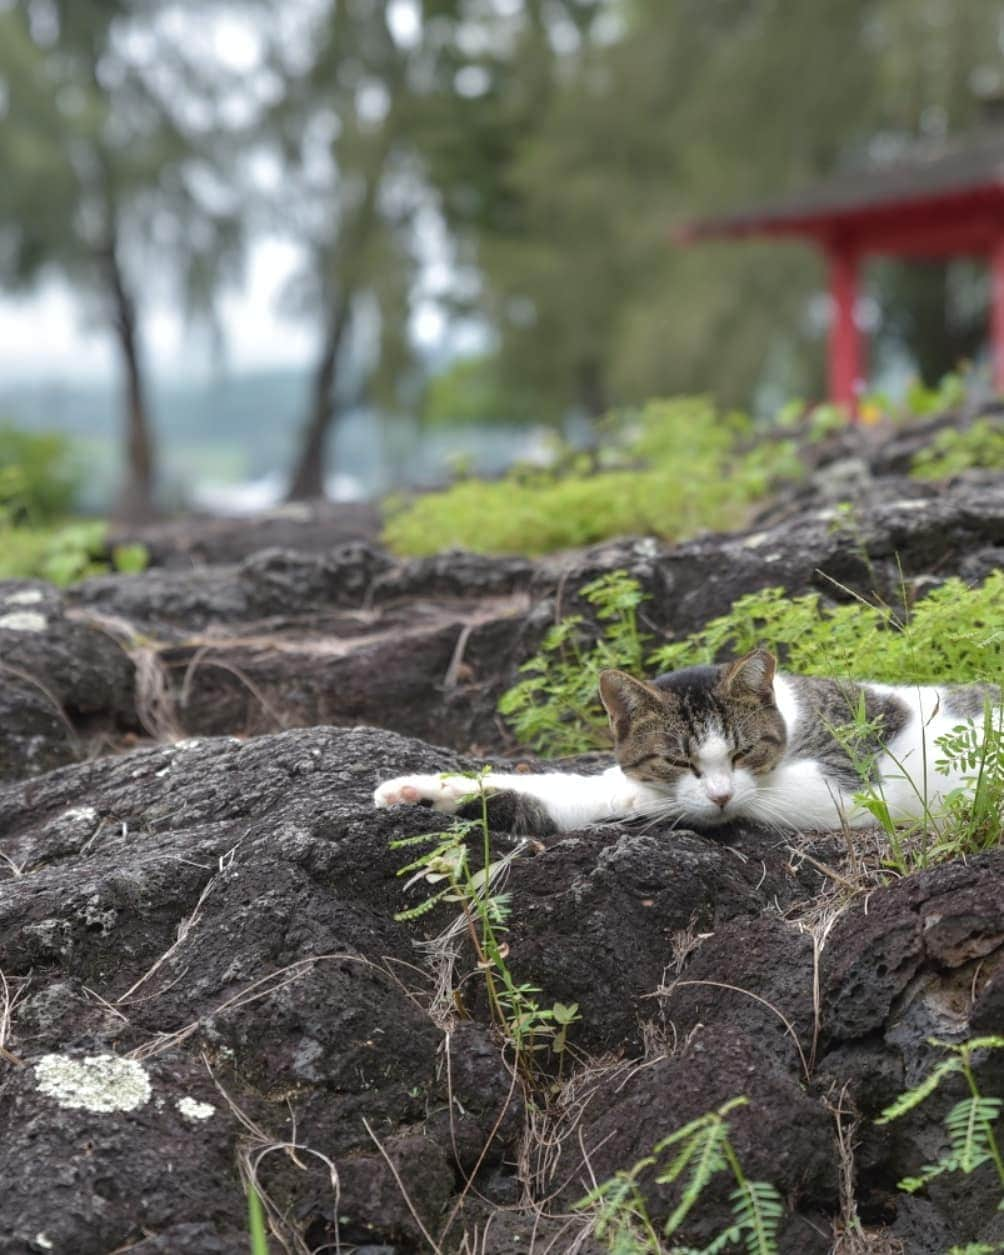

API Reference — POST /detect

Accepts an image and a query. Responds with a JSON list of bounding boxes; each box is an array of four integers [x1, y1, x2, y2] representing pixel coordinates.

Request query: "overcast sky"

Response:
[[0, 0, 454, 384]]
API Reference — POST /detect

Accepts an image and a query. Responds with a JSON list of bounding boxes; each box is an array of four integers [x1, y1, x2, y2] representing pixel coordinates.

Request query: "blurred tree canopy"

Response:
[[423, 0, 1004, 419], [3, 0, 1004, 505], [0, 0, 247, 519]]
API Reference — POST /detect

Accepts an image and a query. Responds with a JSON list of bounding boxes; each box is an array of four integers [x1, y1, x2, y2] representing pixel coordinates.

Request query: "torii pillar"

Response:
[[827, 243, 863, 415]]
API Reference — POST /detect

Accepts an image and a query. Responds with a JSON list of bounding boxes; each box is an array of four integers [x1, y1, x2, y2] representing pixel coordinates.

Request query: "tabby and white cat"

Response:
[[374, 650, 1001, 834]]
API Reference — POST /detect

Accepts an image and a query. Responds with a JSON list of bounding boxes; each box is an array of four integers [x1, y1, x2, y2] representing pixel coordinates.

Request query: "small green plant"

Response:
[[576, 1096, 783, 1255], [0, 519, 149, 584], [934, 706, 1004, 852], [824, 696, 1004, 874], [875, 1036, 1004, 1213], [649, 575, 1004, 684], [391, 769, 579, 1068], [0, 421, 149, 584], [911, 417, 1004, 480], [501, 572, 1004, 757], [500, 570, 650, 756]]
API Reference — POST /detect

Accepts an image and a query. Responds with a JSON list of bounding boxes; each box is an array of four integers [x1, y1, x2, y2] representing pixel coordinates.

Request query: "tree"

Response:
[[0, 1, 246, 520], [261, 0, 425, 502], [424, 0, 1004, 417]]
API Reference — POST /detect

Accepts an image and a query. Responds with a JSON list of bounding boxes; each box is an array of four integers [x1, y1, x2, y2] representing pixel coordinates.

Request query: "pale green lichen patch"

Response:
[[176, 1096, 215, 1121], [34, 1054, 152, 1113], [5, 589, 44, 605], [0, 610, 47, 632]]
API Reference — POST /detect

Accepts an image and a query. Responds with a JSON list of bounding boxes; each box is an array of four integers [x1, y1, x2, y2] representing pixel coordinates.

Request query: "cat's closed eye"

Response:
[[627, 751, 694, 774]]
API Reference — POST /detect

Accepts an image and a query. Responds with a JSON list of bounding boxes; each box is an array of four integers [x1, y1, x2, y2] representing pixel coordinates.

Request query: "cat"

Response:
[[373, 649, 1002, 835]]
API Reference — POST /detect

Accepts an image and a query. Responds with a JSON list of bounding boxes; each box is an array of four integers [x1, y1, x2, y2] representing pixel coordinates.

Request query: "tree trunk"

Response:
[[286, 300, 353, 501], [578, 358, 609, 420], [103, 241, 157, 523]]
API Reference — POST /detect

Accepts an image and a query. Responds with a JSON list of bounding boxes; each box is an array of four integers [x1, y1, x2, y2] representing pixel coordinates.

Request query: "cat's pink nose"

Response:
[[707, 787, 733, 809]]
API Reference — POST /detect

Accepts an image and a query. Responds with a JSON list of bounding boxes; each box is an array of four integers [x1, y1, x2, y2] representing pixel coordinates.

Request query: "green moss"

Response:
[[911, 418, 1004, 480], [383, 397, 803, 556]]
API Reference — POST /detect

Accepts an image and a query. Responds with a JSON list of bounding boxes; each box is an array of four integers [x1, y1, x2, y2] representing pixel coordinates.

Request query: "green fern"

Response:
[[876, 1037, 1004, 1208], [577, 1096, 783, 1255], [946, 1097, 1003, 1174], [499, 569, 650, 755]]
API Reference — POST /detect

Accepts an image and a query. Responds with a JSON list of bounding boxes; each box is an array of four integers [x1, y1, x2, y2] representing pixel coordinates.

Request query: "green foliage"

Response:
[[391, 769, 579, 1069], [649, 576, 1004, 685], [576, 1097, 783, 1255], [0, 425, 80, 524], [0, 520, 149, 585], [502, 571, 1004, 757], [500, 569, 649, 756], [929, 707, 1004, 858], [911, 419, 1004, 480], [0, 423, 149, 583], [904, 372, 968, 418], [876, 1036, 1004, 1213], [384, 398, 803, 557], [421, 352, 545, 426]]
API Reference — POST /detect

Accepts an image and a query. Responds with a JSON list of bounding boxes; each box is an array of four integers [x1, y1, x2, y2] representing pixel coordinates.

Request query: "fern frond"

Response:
[[729, 1179, 783, 1255], [661, 1123, 730, 1236], [875, 1056, 962, 1123], [945, 1096, 1002, 1172], [393, 888, 450, 921], [388, 832, 442, 849], [898, 1155, 960, 1193]]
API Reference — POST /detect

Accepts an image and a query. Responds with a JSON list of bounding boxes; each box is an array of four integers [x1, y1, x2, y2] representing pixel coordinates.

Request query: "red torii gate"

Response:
[[678, 132, 1004, 410]]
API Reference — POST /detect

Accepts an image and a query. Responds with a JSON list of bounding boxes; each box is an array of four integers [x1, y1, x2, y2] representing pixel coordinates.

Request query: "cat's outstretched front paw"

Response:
[[373, 774, 477, 813]]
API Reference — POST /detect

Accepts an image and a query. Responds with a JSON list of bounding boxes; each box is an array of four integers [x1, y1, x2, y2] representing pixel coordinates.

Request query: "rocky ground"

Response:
[[0, 445, 1002, 1253]]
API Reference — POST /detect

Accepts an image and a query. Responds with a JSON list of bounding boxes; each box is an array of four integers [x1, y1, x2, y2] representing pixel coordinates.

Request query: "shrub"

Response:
[[0, 521, 149, 585], [383, 397, 803, 557], [0, 425, 81, 524]]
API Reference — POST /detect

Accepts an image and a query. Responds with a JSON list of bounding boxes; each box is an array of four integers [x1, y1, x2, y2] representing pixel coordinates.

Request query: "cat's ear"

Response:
[[720, 649, 777, 701], [599, 669, 664, 739]]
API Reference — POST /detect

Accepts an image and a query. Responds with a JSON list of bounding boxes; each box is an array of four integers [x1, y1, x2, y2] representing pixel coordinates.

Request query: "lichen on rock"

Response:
[[34, 1054, 152, 1113]]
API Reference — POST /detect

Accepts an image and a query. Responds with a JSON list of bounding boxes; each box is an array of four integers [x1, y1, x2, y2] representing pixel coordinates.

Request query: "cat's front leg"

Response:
[[374, 774, 479, 813]]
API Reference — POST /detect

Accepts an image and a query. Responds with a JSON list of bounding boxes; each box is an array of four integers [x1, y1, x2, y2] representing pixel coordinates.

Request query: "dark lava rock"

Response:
[[2, 724, 1002, 1251], [3, 479, 1003, 784], [108, 499, 383, 569], [565, 1024, 836, 1251], [0, 582, 136, 782], [549, 483, 1004, 644]]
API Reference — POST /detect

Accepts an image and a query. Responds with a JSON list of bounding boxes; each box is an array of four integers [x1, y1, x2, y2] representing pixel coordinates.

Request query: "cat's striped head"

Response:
[[599, 649, 787, 825]]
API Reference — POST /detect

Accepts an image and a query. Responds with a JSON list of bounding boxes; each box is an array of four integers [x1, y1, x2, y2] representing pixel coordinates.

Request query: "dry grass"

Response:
[[650, 976, 811, 1082], [206, 1054, 343, 1255], [0, 969, 28, 1067], [66, 607, 184, 742], [827, 1085, 906, 1255]]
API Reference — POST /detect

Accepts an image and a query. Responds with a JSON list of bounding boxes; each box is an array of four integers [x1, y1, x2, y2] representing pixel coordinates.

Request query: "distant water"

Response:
[[0, 367, 584, 514]]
